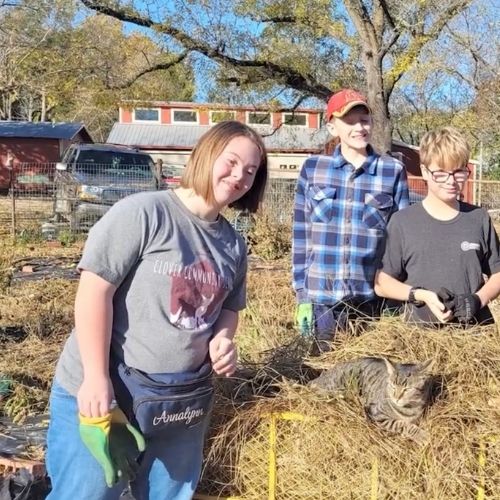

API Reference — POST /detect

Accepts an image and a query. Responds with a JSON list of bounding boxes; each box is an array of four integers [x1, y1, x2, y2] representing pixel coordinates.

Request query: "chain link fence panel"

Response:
[[1, 163, 499, 239]]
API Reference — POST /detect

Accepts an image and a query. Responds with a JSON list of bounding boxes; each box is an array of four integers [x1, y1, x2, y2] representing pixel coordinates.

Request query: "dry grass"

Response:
[[0, 234, 499, 498], [0, 239, 79, 421], [200, 320, 500, 499], [0, 197, 54, 236]]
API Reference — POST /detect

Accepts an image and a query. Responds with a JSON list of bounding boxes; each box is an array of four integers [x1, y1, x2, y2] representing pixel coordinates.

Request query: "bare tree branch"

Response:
[[344, 0, 376, 48], [378, 0, 400, 58], [378, 0, 395, 31], [248, 15, 297, 23], [106, 51, 189, 90], [446, 29, 498, 76], [384, 0, 473, 94], [80, 0, 332, 99], [259, 94, 310, 137]]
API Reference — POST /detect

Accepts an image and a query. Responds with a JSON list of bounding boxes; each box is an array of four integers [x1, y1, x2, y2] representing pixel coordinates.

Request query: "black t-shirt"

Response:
[[380, 201, 500, 325]]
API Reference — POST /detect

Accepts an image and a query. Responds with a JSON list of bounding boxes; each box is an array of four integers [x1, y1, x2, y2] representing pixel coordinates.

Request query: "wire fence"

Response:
[[476, 180, 500, 214], [0, 163, 499, 239]]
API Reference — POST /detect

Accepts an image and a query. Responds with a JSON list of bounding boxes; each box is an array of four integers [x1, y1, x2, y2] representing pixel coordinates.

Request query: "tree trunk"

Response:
[[364, 55, 392, 154]]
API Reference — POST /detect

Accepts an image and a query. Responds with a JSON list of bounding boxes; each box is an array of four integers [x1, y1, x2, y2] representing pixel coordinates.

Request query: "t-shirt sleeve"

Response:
[[379, 215, 407, 281], [482, 211, 500, 275], [222, 239, 247, 312], [78, 196, 148, 287]]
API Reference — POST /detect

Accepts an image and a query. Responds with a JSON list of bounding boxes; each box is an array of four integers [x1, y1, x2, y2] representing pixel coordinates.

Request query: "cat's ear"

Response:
[[418, 359, 433, 373], [382, 357, 397, 377]]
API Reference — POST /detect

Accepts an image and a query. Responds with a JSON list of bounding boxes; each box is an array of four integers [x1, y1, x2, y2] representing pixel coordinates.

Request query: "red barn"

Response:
[[0, 122, 92, 192], [392, 139, 478, 204]]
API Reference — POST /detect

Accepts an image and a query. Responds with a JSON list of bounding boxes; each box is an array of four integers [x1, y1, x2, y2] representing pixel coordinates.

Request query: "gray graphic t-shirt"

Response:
[[55, 190, 247, 395], [380, 201, 500, 324]]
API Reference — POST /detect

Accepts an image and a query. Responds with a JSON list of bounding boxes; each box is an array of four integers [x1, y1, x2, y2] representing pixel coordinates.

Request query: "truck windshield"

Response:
[[75, 151, 153, 176]]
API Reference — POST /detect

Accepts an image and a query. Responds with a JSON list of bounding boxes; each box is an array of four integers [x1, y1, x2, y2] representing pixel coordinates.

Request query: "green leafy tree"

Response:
[[80, 0, 477, 151], [0, 0, 194, 140], [390, 0, 498, 167]]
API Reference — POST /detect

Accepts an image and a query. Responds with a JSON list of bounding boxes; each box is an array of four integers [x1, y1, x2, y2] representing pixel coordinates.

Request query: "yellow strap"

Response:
[[268, 414, 277, 500], [371, 457, 379, 500]]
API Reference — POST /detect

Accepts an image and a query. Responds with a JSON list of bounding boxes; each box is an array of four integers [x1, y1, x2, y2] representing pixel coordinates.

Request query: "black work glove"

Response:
[[452, 293, 482, 323], [436, 287, 456, 313]]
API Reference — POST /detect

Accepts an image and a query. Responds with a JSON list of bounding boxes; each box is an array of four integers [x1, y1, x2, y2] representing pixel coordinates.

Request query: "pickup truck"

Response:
[[54, 143, 156, 230]]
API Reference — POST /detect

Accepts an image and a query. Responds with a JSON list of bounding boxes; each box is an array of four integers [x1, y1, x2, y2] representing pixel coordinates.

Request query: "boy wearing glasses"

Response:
[[375, 127, 500, 326]]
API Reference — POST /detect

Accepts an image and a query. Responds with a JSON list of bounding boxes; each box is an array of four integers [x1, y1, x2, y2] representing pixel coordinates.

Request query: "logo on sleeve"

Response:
[[461, 241, 480, 252]]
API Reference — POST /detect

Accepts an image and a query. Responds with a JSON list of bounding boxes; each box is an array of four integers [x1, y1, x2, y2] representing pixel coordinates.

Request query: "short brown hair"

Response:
[[419, 127, 470, 172], [180, 121, 268, 213]]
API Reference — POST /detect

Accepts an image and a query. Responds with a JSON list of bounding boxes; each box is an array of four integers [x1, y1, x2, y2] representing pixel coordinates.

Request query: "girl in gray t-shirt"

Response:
[[46, 121, 268, 500]]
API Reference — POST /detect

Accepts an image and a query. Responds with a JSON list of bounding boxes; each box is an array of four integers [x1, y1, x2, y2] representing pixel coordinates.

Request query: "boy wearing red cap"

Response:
[[292, 89, 409, 353]]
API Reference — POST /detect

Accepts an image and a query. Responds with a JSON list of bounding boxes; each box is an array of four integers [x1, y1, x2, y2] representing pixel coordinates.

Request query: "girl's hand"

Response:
[[209, 336, 237, 377], [420, 290, 453, 323], [77, 374, 115, 418]]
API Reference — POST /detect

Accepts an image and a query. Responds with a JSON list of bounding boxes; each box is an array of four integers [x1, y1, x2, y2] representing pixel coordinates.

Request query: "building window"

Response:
[[247, 112, 271, 126], [283, 113, 307, 126], [133, 108, 160, 122], [210, 110, 235, 124], [279, 164, 298, 170], [289, 164, 298, 170], [172, 109, 198, 124]]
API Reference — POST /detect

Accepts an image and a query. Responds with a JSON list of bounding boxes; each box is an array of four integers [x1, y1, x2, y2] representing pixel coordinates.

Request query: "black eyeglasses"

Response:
[[424, 167, 470, 183]]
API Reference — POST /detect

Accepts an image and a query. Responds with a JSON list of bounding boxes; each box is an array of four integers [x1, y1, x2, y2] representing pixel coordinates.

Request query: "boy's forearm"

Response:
[[374, 270, 412, 301], [476, 272, 500, 307], [212, 309, 239, 340], [75, 271, 116, 378]]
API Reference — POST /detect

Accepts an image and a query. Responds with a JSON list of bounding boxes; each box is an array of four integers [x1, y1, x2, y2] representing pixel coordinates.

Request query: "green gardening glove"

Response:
[[79, 406, 146, 487], [295, 303, 313, 336]]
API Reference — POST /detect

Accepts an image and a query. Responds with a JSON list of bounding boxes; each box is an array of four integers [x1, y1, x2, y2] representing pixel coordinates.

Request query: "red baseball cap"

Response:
[[326, 89, 370, 122]]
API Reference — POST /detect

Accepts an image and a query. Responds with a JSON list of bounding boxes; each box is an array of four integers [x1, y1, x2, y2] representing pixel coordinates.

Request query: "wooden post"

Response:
[[7, 153, 15, 239]]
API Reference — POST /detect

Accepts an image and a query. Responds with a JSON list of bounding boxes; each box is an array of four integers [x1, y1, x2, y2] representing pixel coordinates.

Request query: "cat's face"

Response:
[[384, 359, 432, 407]]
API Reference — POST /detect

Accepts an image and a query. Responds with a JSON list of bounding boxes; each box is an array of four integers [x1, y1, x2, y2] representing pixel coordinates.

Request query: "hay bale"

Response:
[[199, 320, 500, 499]]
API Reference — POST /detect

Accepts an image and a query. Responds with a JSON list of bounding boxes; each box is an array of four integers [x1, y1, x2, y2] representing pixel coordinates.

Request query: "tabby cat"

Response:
[[309, 357, 433, 444]]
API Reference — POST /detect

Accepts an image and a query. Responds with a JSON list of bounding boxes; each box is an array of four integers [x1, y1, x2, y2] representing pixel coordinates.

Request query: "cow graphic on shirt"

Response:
[[168, 258, 228, 330]]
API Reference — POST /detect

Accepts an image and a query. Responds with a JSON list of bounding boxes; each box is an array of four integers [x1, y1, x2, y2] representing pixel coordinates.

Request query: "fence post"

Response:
[[477, 142, 483, 207], [10, 187, 16, 239], [7, 154, 16, 239]]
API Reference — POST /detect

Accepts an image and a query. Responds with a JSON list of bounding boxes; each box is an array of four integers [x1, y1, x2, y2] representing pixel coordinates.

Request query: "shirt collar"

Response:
[[332, 144, 378, 175]]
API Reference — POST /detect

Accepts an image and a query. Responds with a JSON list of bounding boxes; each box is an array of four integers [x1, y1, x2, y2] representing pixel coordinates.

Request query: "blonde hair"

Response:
[[419, 127, 470, 172], [180, 121, 268, 213]]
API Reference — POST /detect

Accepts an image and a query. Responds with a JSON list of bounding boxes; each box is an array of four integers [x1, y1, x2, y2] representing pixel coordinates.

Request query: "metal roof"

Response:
[[0, 121, 91, 141], [107, 123, 330, 152], [75, 143, 147, 154]]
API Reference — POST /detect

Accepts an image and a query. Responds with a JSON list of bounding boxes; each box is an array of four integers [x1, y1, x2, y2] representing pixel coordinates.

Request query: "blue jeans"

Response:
[[46, 380, 208, 500]]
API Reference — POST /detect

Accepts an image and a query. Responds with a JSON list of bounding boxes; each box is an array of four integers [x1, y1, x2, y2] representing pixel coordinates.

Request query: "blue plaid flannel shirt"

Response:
[[292, 145, 409, 305]]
